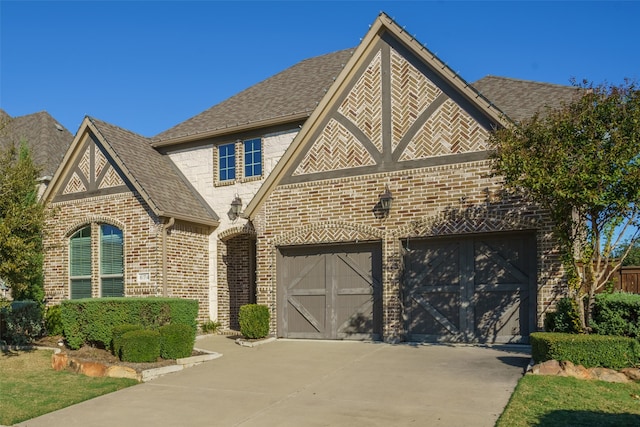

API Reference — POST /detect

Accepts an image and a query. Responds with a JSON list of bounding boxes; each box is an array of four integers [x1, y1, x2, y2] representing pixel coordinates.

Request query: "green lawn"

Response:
[[497, 374, 640, 427], [0, 349, 138, 426]]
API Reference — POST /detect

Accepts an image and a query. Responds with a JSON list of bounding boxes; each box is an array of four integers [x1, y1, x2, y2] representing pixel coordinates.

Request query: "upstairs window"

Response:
[[218, 143, 236, 181], [70, 227, 92, 299], [244, 138, 262, 178]]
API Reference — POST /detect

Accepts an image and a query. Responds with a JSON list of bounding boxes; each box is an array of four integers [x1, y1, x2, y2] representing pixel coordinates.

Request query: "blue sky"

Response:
[[1, 1, 638, 137]]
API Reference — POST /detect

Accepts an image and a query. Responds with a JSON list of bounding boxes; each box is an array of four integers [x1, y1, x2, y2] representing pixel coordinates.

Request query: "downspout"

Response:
[[162, 217, 175, 297]]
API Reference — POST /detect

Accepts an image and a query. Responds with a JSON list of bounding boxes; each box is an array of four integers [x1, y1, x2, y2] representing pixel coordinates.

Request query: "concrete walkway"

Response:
[[15, 335, 529, 427]]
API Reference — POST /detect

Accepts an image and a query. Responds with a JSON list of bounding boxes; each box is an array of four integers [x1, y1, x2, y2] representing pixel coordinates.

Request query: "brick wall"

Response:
[[254, 160, 565, 340], [43, 191, 211, 323]]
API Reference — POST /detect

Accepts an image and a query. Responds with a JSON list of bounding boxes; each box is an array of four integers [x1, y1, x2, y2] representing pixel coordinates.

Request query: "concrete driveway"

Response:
[[16, 335, 529, 427]]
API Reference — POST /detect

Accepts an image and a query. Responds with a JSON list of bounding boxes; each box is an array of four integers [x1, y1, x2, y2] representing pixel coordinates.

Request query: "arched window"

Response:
[[70, 226, 92, 299], [69, 223, 124, 299], [100, 224, 124, 297]]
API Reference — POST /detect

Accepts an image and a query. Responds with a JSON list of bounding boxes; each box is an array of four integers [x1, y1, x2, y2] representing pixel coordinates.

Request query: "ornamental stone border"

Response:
[[527, 359, 640, 384], [2, 344, 222, 383]]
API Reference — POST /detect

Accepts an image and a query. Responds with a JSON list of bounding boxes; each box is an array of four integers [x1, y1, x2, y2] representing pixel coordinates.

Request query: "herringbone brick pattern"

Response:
[[390, 48, 443, 152], [63, 172, 86, 194], [293, 118, 376, 175], [401, 99, 489, 160], [95, 146, 108, 178], [99, 166, 125, 189], [338, 50, 383, 153], [78, 145, 91, 179]]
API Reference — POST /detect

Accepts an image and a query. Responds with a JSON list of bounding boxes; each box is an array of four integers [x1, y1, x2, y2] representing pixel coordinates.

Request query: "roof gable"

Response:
[[244, 13, 506, 218], [0, 110, 74, 178], [43, 117, 218, 226]]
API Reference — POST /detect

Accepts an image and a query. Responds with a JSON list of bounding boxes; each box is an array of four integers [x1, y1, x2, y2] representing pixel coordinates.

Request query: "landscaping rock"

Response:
[[589, 367, 631, 384], [559, 360, 592, 380], [532, 360, 562, 375], [79, 362, 108, 377], [51, 353, 68, 371], [621, 368, 640, 381], [106, 365, 139, 380]]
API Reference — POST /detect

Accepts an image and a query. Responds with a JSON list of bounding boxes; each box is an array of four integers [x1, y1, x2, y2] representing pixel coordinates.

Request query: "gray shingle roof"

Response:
[[0, 109, 74, 177], [472, 76, 580, 122], [154, 49, 355, 142], [88, 117, 218, 225]]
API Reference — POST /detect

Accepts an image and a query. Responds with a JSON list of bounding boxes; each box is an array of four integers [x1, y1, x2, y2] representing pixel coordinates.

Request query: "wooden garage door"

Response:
[[278, 243, 382, 340], [403, 232, 536, 343]]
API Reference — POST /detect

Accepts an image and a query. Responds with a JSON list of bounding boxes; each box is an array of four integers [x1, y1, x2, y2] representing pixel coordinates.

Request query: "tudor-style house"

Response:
[[42, 13, 579, 343]]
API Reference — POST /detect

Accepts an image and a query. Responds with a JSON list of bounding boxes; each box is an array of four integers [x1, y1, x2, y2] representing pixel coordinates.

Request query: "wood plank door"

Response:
[[403, 232, 536, 343], [278, 243, 382, 340]]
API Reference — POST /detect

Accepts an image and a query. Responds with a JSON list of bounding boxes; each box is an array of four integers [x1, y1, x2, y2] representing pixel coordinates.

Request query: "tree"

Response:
[[490, 79, 640, 329], [0, 141, 45, 302], [613, 240, 640, 266]]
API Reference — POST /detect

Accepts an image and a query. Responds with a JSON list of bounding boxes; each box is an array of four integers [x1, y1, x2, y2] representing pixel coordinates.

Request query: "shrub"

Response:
[[1, 301, 44, 345], [119, 329, 161, 363], [591, 292, 640, 339], [531, 332, 640, 369], [200, 319, 221, 334], [61, 298, 198, 350], [544, 297, 583, 333], [159, 324, 195, 359], [111, 324, 143, 357], [44, 304, 63, 336], [239, 304, 270, 339]]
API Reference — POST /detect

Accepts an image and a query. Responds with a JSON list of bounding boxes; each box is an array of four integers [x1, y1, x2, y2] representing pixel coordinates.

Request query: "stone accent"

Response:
[[49, 347, 222, 382], [529, 360, 635, 383]]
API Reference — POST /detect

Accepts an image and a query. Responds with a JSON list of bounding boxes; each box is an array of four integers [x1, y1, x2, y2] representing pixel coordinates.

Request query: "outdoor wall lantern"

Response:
[[378, 184, 393, 218], [229, 194, 243, 220]]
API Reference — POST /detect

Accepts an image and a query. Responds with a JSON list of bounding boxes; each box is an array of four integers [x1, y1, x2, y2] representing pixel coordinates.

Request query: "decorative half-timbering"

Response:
[[246, 13, 567, 343]]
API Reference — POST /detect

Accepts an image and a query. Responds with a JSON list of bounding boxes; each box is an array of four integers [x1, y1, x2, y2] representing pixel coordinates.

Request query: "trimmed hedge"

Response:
[[531, 332, 640, 369], [61, 298, 198, 350], [159, 323, 195, 359], [111, 324, 143, 358], [120, 329, 161, 363], [591, 292, 640, 339], [239, 304, 270, 339]]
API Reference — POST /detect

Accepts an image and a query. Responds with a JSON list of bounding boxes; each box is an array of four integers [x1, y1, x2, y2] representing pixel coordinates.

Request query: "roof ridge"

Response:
[[478, 75, 574, 89]]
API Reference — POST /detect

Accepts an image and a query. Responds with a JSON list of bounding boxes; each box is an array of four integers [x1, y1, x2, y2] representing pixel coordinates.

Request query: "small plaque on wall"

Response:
[[137, 272, 151, 283]]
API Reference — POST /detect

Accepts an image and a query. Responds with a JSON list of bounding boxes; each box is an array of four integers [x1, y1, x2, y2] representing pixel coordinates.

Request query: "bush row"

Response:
[[591, 292, 640, 339], [111, 323, 195, 362], [61, 297, 198, 349], [531, 332, 640, 369]]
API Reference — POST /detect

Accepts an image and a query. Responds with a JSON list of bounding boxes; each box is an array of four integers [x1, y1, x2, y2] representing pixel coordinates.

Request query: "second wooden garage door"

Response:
[[277, 243, 382, 340], [403, 232, 536, 343]]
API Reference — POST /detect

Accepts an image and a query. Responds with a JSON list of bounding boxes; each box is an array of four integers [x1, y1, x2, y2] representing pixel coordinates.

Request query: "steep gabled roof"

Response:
[[152, 49, 355, 146], [243, 13, 510, 219], [43, 117, 219, 227], [472, 76, 580, 122], [0, 109, 74, 178]]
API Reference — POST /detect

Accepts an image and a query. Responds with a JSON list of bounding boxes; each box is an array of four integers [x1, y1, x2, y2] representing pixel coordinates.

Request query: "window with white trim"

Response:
[[70, 227, 92, 299]]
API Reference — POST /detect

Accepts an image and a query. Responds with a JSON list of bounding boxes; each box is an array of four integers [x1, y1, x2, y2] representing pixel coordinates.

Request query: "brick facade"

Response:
[[43, 191, 211, 323], [254, 161, 564, 341]]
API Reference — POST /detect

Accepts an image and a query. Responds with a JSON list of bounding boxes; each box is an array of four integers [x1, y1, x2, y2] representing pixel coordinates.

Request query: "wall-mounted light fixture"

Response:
[[378, 184, 393, 218], [229, 194, 243, 220]]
